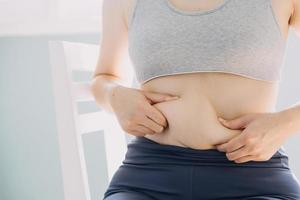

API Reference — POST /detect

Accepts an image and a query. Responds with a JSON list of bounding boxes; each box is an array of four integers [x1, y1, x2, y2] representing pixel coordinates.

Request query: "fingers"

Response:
[[143, 91, 179, 104], [141, 116, 165, 133], [132, 124, 156, 135], [218, 113, 258, 130], [226, 146, 252, 161], [216, 130, 262, 163], [216, 134, 245, 153], [234, 155, 256, 163], [144, 104, 168, 128]]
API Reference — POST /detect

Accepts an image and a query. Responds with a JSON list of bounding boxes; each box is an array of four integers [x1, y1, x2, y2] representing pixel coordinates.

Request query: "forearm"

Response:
[[90, 74, 127, 114], [278, 101, 300, 137]]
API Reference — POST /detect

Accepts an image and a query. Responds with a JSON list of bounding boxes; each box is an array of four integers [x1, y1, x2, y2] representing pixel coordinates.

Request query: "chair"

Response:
[[49, 41, 133, 200]]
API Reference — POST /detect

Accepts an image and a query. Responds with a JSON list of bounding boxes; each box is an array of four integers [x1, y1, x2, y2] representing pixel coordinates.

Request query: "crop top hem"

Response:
[[140, 70, 281, 85]]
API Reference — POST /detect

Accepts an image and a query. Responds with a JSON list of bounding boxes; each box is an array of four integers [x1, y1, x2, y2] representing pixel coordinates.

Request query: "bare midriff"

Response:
[[140, 72, 279, 150]]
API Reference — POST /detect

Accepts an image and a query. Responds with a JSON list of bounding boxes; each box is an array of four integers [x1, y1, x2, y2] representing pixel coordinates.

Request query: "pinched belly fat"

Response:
[[140, 72, 278, 150], [144, 93, 243, 150]]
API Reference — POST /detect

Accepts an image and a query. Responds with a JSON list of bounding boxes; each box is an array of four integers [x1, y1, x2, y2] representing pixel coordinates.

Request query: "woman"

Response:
[[92, 0, 300, 199]]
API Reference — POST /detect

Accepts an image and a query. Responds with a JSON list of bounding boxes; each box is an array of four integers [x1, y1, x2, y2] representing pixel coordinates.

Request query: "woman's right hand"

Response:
[[109, 85, 179, 136]]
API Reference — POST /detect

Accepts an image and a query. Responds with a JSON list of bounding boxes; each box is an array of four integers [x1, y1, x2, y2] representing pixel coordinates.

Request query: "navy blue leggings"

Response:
[[103, 136, 300, 200]]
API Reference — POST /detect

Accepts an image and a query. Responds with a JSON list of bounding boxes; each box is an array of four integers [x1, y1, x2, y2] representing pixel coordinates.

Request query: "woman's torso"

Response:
[[141, 72, 278, 149], [125, 0, 292, 149]]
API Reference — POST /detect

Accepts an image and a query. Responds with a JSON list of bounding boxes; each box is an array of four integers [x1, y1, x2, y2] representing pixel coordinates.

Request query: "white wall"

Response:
[[277, 29, 300, 178], [0, 35, 108, 200], [0, 0, 102, 36]]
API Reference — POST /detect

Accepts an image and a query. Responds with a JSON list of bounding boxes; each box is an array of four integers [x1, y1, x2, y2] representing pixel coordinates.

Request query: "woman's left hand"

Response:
[[215, 112, 291, 163]]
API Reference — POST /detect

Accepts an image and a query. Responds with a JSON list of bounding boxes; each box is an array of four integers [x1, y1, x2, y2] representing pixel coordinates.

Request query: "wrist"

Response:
[[107, 84, 126, 109], [276, 108, 300, 137]]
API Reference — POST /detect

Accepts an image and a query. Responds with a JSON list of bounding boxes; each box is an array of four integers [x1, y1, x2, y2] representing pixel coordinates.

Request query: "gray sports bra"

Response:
[[128, 0, 287, 84]]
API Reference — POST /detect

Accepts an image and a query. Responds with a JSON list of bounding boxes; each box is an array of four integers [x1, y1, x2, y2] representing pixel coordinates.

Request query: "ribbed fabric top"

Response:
[[128, 0, 287, 84]]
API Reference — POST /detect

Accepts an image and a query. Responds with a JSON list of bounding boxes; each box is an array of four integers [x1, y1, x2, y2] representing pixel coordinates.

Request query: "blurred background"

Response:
[[0, 0, 300, 200]]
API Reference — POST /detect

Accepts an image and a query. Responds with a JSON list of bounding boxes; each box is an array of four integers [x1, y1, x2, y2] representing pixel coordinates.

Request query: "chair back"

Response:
[[49, 41, 130, 200]]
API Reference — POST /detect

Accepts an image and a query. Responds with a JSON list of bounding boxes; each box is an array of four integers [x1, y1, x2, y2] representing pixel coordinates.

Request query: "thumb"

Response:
[[218, 114, 257, 130], [143, 91, 179, 104]]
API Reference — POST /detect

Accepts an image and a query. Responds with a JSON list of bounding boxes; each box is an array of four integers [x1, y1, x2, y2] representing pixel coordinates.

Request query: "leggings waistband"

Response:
[[123, 136, 289, 168]]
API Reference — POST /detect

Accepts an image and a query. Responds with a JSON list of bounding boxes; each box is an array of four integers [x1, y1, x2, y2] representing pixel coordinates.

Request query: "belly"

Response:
[[139, 72, 279, 150]]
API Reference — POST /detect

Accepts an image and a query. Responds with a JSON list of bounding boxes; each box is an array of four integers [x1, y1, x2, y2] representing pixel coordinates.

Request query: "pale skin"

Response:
[[91, 0, 300, 163]]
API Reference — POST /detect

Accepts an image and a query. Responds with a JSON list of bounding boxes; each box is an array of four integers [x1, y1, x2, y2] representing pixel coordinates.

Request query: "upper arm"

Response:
[[289, 0, 300, 36], [93, 0, 135, 85]]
